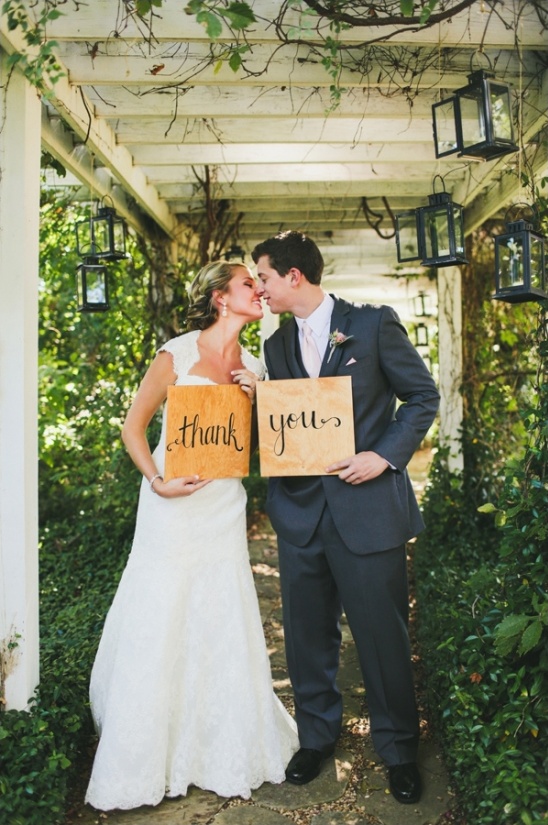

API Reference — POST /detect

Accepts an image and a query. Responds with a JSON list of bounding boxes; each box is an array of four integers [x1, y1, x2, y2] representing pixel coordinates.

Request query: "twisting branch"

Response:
[[300, 0, 478, 28]]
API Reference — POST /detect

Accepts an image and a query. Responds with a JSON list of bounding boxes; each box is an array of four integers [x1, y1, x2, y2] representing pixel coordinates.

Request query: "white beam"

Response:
[[88, 85, 436, 120], [0, 55, 41, 710], [157, 179, 436, 200], [113, 116, 432, 144], [131, 141, 437, 165], [41, 107, 151, 237], [0, 19, 177, 240], [45, 1, 548, 49], [144, 160, 465, 184], [59, 43, 535, 89]]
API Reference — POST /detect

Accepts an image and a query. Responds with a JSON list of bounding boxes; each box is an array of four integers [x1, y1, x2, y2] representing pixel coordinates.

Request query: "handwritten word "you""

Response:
[[270, 410, 341, 456], [167, 413, 244, 453]]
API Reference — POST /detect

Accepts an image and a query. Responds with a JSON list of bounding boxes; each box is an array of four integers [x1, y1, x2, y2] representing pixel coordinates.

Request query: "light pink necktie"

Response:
[[301, 321, 322, 377]]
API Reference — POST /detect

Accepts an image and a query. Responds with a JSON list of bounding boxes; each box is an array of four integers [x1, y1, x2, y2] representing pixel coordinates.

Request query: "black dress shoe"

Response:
[[285, 747, 334, 785], [388, 762, 422, 804]]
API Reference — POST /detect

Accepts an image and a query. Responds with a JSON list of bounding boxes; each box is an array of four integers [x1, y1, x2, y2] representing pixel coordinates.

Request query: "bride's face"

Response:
[[222, 266, 264, 322]]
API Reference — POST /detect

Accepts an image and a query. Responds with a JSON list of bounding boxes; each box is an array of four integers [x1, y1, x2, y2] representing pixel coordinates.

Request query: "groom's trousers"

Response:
[[277, 504, 420, 766]]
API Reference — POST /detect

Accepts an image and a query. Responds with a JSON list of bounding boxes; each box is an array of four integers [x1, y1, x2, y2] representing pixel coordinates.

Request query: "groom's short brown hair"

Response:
[[252, 230, 324, 285]]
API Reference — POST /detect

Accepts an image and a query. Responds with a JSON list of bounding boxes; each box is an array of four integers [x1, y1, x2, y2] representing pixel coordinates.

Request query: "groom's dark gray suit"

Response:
[[263, 295, 440, 765]]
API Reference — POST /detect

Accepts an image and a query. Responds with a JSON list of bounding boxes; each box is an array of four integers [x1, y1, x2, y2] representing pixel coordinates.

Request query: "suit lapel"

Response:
[[321, 296, 352, 377], [281, 318, 307, 378]]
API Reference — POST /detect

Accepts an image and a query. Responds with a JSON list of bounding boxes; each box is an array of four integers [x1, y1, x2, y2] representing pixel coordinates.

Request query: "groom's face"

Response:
[[255, 255, 296, 315]]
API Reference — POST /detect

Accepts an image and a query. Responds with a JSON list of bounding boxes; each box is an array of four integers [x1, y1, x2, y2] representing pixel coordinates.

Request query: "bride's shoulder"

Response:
[[158, 329, 199, 356], [157, 330, 200, 378]]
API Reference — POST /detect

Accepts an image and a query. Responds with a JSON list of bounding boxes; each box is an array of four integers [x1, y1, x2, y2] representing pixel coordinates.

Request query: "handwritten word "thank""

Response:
[[167, 412, 244, 453]]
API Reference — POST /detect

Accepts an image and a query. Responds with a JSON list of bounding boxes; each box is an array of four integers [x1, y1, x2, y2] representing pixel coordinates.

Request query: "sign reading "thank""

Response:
[[164, 384, 252, 480]]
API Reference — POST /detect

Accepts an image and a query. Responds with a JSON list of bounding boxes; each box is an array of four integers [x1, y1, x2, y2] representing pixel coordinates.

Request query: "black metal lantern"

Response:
[[395, 210, 421, 263], [413, 290, 432, 317], [417, 189, 467, 267], [224, 243, 246, 261], [76, 257, 110, 312], [75, 202, 127, 261], [395, 178, 467, 268], [494, 218, 547, 303], [433, 68, 518, 161], [414, 322, 429, 348]]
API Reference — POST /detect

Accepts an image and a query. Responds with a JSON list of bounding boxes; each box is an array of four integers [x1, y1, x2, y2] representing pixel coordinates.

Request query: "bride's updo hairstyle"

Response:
[[185, 260, 242, 331]]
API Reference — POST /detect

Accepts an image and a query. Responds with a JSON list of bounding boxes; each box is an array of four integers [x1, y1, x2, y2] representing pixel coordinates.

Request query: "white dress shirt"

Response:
[[295, 293, 335, 365]]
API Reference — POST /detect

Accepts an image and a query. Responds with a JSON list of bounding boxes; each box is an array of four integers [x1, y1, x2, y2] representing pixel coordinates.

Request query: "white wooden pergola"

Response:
[[1, 0, 547, 711]]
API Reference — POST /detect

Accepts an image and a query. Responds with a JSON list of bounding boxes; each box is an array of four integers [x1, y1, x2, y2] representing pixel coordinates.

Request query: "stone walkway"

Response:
[[74, 482, 455, 825]]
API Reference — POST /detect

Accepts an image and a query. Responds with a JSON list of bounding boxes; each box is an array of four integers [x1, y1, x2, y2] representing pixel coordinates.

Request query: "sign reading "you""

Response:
[[256, 376, 355, 477]]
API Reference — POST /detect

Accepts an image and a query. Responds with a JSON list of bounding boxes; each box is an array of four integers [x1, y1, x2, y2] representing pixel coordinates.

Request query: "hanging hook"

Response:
[[469, 50, 493, 73], [504, 202, 539, 227], [431, 174, 447, 194]]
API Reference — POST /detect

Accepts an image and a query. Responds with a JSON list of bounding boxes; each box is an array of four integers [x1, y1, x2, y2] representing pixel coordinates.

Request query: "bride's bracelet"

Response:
[[149, 473, 163, 493]]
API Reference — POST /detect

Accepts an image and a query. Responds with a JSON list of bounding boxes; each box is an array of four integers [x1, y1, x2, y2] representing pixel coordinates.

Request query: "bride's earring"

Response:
[[221, 302, 228, 317]]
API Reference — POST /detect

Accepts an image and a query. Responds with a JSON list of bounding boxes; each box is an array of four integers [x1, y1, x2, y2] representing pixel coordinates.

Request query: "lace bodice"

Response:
[[158, 329, 265, 384]]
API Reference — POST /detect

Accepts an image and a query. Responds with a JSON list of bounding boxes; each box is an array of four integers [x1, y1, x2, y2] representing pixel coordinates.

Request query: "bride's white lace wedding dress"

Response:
[[85, 330, 298, 811]]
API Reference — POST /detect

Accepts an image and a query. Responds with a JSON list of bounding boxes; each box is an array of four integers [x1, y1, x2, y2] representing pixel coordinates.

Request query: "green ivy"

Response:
[[2, 0, 65, 93], [416, 298, 548, 823]]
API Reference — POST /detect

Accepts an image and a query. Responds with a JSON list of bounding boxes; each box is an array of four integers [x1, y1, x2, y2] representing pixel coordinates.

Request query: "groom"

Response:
[[252, 231, 440, 805]]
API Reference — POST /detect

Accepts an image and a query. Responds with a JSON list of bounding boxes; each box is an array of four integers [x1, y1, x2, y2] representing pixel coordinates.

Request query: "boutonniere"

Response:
[[327, 329, 353, 362]]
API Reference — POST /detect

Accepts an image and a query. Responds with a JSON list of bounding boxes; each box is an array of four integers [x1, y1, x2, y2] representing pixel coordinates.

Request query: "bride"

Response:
[[85, 260, 298, 811]]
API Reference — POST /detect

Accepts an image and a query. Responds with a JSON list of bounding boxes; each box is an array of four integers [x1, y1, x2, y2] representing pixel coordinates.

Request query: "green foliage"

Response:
[[2, 0, 65, 92], [1, 184, 266, 822], [1, 187, 183, 821], [184, 0, 257, 38], [135, 0, 163, 16], [416, 297, 548, 823], [400, 0, 439, 21]]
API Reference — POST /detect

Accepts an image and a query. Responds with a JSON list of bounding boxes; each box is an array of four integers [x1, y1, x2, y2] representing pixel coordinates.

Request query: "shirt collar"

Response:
[[295, 293, 334, 337]]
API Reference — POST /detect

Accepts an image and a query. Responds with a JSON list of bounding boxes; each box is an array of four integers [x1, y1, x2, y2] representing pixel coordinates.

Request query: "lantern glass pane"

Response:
[[459, 91, 486, 149], [112, 219, 125, 254], [76, 270, 85, 307], [433, 98, 458, 156], [489, 82, 513, 141], [86, 268, 108, 305], [76, 219, 93, 256], [498, 235, 525, 288], [92, 218, 111, 256], [395, 212, 420, 261], [451, 205, 465, 255], [424, 206, 451, 259], [530, 235, 545, 291], [415, 323, 429, 347]]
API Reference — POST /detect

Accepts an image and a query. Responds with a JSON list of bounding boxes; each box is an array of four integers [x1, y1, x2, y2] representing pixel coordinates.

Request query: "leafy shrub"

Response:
[[416, 305, 548, 825], [0, 188, 266, 822]]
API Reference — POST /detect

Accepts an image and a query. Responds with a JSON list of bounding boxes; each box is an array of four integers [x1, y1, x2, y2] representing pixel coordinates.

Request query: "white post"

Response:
[[436, 267, 464, 473], [0, 55, 41, 710], [260, 309, 280, 358]]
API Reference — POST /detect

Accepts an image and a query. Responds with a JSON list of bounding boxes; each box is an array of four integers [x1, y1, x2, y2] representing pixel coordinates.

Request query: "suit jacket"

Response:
[[262, 296, 440, 555]]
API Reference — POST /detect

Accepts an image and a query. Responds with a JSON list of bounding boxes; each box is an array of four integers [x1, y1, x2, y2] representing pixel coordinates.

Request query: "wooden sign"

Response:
[[256, 376, 355, 476], [164, 384, 252, 480]]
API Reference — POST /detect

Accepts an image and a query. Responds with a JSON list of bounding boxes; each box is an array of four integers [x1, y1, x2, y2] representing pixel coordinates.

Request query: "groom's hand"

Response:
[[326, 451, 389, 484]]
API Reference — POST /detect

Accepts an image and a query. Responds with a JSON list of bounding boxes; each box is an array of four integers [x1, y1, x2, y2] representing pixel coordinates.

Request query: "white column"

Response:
[[260, 309, 280, 358], [0, 55, 41, 710], [437, 266, 464, 473]]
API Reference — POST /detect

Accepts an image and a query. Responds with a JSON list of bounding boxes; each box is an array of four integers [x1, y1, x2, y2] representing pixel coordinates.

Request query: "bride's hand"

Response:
[[154, 476, 212, 498], [231, 369, 261, 402]]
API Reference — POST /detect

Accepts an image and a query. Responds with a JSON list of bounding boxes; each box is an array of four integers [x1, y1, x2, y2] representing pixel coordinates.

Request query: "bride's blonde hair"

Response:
[[186, 260, 245, 331]]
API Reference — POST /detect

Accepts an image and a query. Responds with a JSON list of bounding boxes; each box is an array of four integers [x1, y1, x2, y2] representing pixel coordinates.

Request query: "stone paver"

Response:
[[75, 787, 226, 824], [355, 740, 454, 825], [252, 749, 353, 812]]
